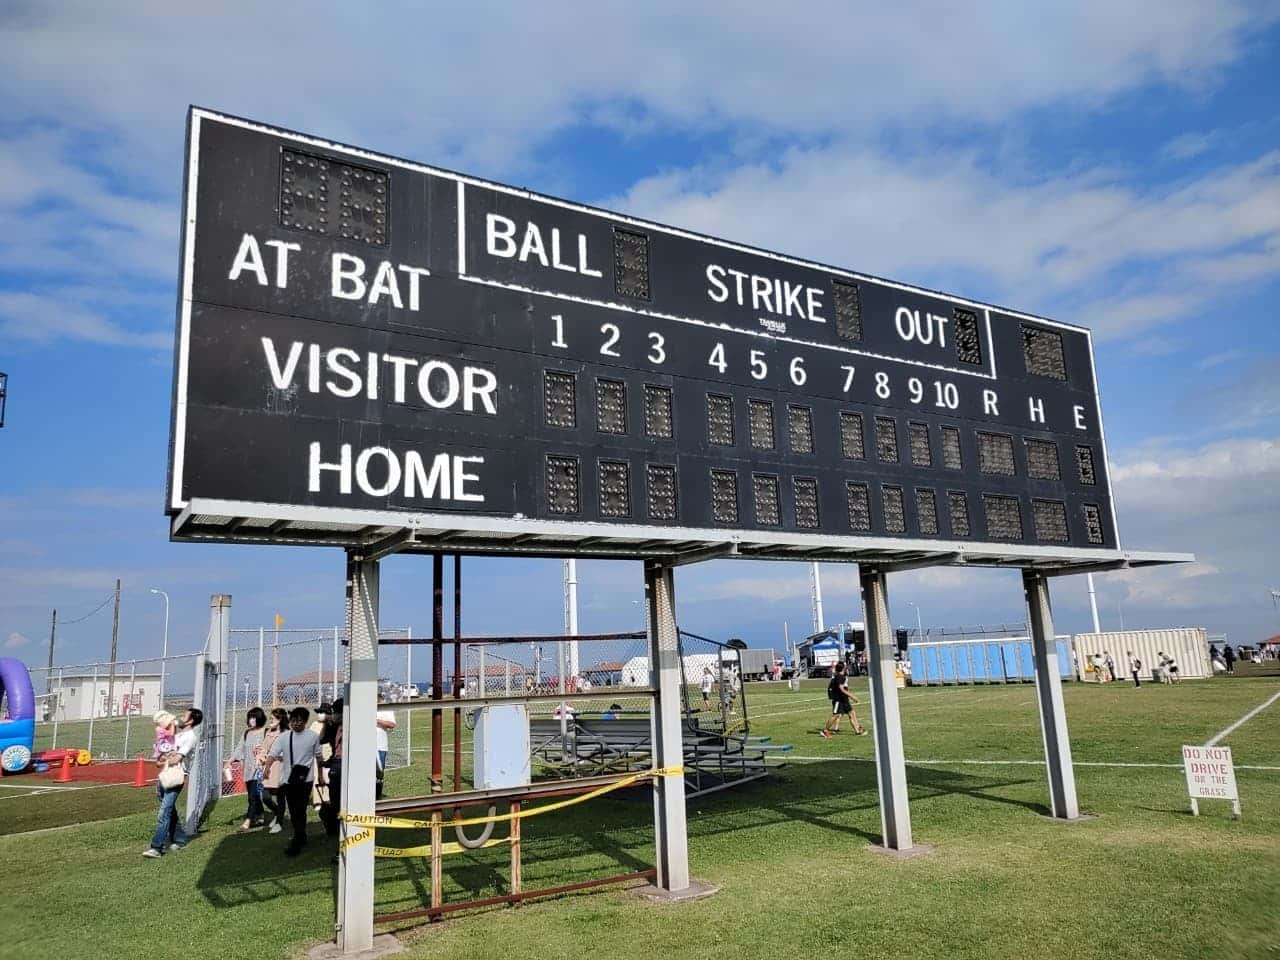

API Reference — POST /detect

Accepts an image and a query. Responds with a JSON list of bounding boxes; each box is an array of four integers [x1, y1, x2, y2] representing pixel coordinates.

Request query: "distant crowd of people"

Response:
[[144, 700, 396, 862]]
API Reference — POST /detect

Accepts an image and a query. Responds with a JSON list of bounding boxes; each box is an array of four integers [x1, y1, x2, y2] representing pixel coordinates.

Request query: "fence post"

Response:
[[87, 664, 97, 756], [52, 667, 63, 748], [257, 627, 265, 709], [123, 661, 137, 759], [317, 640, 324, 707]]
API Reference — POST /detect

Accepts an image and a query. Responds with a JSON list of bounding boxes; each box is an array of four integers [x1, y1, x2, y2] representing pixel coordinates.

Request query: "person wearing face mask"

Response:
[[260, 708, 290, 834], [264, 707, 325, 857], [229, 706, 269, 832]]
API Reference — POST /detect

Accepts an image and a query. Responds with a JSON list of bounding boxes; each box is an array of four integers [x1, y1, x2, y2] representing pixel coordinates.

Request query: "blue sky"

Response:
[[1, 2, 1278, 674]]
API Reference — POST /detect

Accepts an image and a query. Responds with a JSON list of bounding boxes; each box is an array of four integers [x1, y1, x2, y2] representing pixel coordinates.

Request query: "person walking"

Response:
[[229, 707, 268, 831], [1223, 644, 1236, 675], [319, 698, 344, 839], [1128, 651, 1142, 688], [700, 666, 715, 709], [260, 708, 288, 833], [820, 662, 866, 738], [264, 706, 325, 857], [1104, 651, 1117, 683], [375, 709, 396, 801], [143, 707, 202, 858]]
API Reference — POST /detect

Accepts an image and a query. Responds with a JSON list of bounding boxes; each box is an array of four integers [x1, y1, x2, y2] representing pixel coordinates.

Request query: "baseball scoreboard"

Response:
[[168, 109, 1118, 553]]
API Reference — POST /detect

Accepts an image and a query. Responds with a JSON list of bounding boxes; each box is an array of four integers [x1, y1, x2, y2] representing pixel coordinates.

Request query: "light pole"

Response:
[[149, 588, 170, 706], [907, 601, 924, 641]]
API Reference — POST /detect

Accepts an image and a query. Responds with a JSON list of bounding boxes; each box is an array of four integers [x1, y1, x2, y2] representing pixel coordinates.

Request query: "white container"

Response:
[[1073, 628, 1210, 680], [472, 703, 530, 789]]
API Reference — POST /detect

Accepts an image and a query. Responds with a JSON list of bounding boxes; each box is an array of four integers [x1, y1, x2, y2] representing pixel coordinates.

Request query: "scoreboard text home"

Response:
[[168, 110, 1119, 557]]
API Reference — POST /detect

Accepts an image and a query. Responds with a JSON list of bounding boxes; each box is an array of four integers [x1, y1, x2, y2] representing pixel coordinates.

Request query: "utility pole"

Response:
[[106, 579, 121, 717], [45, 609, 57, 693]]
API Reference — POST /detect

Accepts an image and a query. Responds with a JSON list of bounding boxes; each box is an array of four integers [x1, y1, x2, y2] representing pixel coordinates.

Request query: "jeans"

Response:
[[376, 750, 387, 801], [150, 784, 189, 852], [244, 778, 264, 822], [262, 786, 283, 825]]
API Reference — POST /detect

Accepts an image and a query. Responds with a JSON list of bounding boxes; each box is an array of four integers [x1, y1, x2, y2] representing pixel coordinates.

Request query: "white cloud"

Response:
[[6, 632, 31, 649], [2, 2, 1265, 167], [1160, 131, 1220, 161], [1106, 436, 1280, 621], [614, 147, 1280, 342]]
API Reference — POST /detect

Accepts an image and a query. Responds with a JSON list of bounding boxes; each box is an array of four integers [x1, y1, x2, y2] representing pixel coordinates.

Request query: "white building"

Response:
[[47, 673, 163, 721]]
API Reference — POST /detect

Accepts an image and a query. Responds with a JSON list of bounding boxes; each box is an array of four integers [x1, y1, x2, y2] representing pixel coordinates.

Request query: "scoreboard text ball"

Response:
[[169, 110, 1118, 551]]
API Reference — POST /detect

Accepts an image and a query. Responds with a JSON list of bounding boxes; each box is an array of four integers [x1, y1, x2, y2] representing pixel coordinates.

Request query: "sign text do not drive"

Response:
[[1182, 744, 1240, 817]]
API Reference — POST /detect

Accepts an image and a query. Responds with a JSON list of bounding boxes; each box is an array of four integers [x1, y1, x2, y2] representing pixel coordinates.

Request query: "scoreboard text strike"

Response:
[[169, 110, 1118, 551]]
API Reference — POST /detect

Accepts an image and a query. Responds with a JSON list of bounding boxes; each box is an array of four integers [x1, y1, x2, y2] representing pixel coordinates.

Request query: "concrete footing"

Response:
[[1036, 812, 1098, 823], [308, 933, 403, 960], [634, 878, 720, 903], [866, 842, 935, 860]]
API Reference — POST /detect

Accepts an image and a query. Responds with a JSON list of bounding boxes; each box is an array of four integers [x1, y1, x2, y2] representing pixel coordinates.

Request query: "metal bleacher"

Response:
[[529, 630, 791, 798]]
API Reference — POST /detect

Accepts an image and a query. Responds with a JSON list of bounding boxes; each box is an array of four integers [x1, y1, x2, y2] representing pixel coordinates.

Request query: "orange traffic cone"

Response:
[[56, 753, 73, 783], [133, 755, 146, 787]]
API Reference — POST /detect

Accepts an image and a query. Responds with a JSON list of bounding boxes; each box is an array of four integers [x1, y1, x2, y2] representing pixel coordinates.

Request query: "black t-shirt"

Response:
[[828, 674, 847, 701]]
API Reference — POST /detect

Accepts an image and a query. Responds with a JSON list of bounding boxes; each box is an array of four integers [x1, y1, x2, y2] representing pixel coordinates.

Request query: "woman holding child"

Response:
[[143, 707, 202, 858]]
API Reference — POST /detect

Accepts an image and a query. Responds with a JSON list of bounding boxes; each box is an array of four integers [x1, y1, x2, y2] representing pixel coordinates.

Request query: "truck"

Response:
[[722, 648, 779, 682], [795, 631, 843, 678]]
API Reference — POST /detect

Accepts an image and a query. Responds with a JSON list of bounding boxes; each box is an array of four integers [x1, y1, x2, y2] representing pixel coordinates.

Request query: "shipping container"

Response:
[[1073, 628, 1210, 681]]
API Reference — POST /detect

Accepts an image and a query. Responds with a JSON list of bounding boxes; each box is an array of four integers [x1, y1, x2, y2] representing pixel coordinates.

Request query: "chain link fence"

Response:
[[28, 625, 413, 768]]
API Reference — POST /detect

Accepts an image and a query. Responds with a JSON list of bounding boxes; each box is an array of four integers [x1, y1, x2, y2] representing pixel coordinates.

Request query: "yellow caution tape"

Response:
[[338, 827, 373, 852], [341, 765, 683, 835], [374, 835, 513, 859]]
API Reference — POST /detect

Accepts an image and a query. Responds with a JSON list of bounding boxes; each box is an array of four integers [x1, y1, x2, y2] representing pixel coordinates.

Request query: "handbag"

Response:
[[286, 733, 311, 786], [158, 762, 184, 789]]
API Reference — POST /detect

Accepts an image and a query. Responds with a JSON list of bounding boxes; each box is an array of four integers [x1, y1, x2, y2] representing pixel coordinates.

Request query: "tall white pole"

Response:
[[149, 588, 170, 707], [564, 558, 580, 683], [810, 562, 825, 633], [1086, 573, 1102, 634]]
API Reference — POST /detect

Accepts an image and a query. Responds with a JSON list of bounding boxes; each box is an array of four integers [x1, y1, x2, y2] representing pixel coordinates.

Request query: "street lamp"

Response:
[[149, 588, 170, 706], [907, 601, 924, 641]]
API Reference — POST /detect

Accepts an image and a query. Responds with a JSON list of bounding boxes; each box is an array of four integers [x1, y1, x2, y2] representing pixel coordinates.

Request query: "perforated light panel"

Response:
[[753, 474, 780, 526], [749, 399, 775, 451]]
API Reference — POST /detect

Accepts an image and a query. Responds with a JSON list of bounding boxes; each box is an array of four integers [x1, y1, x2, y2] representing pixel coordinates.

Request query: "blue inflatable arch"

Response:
[[0, 657, 36, 773]]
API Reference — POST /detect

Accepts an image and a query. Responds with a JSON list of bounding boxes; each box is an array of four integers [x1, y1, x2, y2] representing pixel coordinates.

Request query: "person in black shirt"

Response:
[[820, 662, 866, 738]]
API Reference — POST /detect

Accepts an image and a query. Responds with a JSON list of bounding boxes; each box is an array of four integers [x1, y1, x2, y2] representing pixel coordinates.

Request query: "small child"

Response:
[[153, 710, 177, 759]]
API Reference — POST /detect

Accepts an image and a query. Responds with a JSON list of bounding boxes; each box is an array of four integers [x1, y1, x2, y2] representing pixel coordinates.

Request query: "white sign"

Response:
[[1182, 744, 1240, 817]]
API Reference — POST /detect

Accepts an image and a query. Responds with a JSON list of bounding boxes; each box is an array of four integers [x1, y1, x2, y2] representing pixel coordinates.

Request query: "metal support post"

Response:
[[1024, 570, 1080, 820], [643, 560, 690, 891], [430, 553, 443, 792], [861, 568, 913, 850], [338, 554, 380, 955]]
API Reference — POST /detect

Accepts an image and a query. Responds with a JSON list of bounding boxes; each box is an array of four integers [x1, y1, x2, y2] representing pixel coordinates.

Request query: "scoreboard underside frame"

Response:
[[170, 498, 1186, 575]]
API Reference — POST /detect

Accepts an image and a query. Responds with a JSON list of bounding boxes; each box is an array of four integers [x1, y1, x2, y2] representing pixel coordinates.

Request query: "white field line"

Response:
[[1205, 688, 1280, 747], [0, 813, 142, 837], [785, 755, 1280, 772]]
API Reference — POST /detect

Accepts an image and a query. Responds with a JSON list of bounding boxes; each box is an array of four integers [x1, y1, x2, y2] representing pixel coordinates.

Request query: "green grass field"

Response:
[[1, 675, 1277, 960]]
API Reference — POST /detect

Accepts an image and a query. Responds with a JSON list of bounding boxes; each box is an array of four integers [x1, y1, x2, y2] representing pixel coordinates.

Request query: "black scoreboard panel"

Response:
[[170, 110, 1118, 552]]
